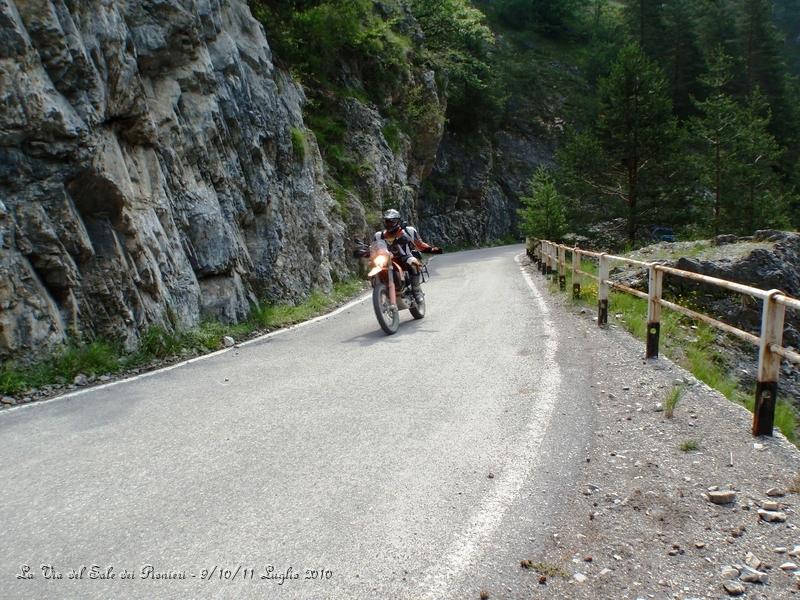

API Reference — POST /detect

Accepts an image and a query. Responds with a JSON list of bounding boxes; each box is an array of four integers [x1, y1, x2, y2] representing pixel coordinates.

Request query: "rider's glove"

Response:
[[428, 246, 443, 254]]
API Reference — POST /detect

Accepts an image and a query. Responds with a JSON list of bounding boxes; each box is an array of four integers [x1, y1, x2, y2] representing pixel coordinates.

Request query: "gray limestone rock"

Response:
[[0, 0, 357, 360]]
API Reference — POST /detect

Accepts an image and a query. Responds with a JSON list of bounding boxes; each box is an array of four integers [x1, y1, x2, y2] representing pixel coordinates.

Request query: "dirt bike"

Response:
[[353, 239, 430, 335]]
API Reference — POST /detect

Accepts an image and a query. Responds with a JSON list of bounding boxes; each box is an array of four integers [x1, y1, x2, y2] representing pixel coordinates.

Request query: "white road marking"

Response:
[[422, 254, 562, 598], [0, 291, 371, 415]]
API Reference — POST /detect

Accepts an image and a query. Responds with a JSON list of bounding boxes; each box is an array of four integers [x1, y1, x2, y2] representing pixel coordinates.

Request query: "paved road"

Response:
[[0, 245, 594, 600]]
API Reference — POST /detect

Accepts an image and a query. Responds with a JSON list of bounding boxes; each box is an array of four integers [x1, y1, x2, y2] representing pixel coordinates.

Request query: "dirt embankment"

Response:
[[522, 256, 800, 600]]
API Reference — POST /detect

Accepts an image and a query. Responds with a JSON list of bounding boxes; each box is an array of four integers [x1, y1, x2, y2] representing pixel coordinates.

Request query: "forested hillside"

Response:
[[251, 0, 800, 247]]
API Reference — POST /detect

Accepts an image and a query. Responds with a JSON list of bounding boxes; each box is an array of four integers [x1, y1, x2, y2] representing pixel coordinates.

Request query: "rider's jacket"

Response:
[[373, 226, 433, 264]]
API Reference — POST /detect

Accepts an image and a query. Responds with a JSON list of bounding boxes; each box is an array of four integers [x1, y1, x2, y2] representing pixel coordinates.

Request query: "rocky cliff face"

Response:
[[419, 121, 555, 246], [418, 69, 567, 247], [0, 0, 371, 361]]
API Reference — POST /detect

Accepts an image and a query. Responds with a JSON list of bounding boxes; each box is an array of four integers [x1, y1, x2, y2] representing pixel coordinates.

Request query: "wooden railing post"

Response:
[[558, 245, 566, 291], [753, 290, 786, 436], [598, 253, 609, 326], [572, 247, 580, 299], [536, 241, 542, 272], [646, 264, 664, 359], [538, 242, 545, 273], [546, 243, 554, 277]]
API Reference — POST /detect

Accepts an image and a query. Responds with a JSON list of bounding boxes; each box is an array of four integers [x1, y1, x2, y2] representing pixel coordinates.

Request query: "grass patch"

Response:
[[290, 126, 306, 161], [382, 119, 403, 153], [0, 279, 365, 397], [679, 439, 699, 452], [664, 385, 685, 418], [0, 340, 124, 395], [527, 562, 568, 578]]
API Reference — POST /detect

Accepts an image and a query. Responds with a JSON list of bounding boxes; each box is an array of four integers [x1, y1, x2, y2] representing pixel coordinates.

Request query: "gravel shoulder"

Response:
[[519, 255, 800, 600]]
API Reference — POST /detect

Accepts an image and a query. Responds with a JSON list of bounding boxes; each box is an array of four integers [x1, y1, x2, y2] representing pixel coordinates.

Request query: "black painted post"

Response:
[[646, 265, 664, 359], [572, 247, 580, 300], [597, 254, 609, 326]]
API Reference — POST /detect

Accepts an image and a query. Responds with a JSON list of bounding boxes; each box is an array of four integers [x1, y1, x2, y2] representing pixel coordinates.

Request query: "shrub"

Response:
[[290, 126, 306, 161]]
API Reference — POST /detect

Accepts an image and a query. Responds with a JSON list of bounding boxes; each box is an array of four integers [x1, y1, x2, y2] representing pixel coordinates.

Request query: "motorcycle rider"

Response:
[[374, 209, 442, 303]]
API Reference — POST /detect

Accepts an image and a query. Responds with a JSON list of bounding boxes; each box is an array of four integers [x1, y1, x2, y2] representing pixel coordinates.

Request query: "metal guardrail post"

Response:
[[646, 264, 664, 359], [598, 253, 609, 326], [572, 248, 580, 299], [558, 245, 566, 291], [753, 290, 786, 436]]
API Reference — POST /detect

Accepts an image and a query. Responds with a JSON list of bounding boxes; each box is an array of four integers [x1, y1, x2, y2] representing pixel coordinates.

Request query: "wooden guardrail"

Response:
[[530, 240, 800, 437]]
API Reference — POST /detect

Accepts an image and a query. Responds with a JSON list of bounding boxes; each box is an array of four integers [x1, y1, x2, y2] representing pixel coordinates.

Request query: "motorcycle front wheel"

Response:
[[372, 280, 400, 334], [409, 295, 425, 320]]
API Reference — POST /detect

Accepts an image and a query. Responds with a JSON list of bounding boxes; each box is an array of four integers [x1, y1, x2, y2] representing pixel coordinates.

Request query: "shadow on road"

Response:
[[341, 318, 438, 347]]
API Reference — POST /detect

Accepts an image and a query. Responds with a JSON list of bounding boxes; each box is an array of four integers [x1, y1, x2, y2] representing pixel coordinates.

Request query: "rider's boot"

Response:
[[411, 272, 424, 304]]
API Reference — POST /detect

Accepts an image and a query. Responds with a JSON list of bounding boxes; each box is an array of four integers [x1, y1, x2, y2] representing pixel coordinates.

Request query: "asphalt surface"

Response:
[[0, 245, 594, 600]]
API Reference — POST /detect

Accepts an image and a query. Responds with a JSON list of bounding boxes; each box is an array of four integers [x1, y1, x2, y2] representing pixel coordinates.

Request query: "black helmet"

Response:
[[383, 209, 401, 233]]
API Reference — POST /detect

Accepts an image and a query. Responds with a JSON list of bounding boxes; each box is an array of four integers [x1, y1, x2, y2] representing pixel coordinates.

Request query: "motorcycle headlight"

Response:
[[373, 255, 389, 268]]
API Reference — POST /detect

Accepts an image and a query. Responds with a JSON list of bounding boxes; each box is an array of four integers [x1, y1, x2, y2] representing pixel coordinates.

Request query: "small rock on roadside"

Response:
[[766, 487, 786, 497], [781, 562, 799, 571], [1, 396, 15, 405], [723, 580, 746, 596], [721, 566, 740, 579], [573, 573, 587, 583], [745, 552, 763, 570], [73, 373, 88, 386], [223, 336, 235, 348], [758, 509, 788, 523], [708, 490, 737, 504], [740, 566, 768, 583]]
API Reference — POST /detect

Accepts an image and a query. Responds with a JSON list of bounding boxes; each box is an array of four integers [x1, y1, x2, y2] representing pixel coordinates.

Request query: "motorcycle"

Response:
[[353, 239, 429, 335]]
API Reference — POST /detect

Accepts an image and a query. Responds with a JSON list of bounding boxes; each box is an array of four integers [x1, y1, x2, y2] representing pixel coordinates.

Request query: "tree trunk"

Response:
[[628, 157, 638, 246], [714, 139, 721, 236]]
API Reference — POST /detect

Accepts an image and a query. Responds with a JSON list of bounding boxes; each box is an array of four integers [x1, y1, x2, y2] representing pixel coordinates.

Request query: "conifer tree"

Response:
[[733, 90, 787, 232], [690, 50, 743, 234], [517, 167, 567, 241], [594, 44, 676, 244], [661, 0, 705, 117], [691, 50, 787, 234], [622, 0, 666, 62]]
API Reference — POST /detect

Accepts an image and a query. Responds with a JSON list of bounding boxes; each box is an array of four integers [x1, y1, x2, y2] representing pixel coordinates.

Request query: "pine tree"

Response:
[[517, 167, 567, 241], [622, 0, 666, 61], [691, 50, 787, 234], [732, 90, 787, 232], [661, 0, 705, 117], [594, 44, 677, 244], [690, 50, 743, 234], [738, 0, 786, 98]]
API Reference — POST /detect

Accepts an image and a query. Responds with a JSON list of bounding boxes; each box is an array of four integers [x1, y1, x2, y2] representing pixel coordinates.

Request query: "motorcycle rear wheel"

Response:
[[372, 280, 400, 334]]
